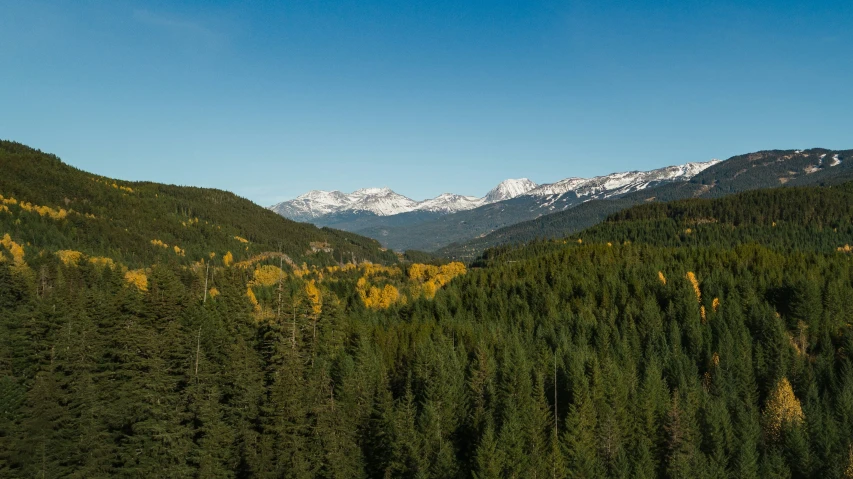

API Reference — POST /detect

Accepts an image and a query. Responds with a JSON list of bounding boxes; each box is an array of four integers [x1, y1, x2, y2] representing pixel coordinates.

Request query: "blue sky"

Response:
[[2, 0, 851, 205]]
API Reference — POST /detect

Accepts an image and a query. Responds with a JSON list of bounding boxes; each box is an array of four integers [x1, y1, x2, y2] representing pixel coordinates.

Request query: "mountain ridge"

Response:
[[438, 147, 853, 259], [270, 177, 539, 221], [270, 160, 719, 226]]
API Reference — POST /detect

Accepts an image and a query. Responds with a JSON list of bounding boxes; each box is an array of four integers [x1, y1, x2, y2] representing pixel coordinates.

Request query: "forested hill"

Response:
[[475, 180, 853, 265], [583, 182, 853, 251], [0, 140, 398, 267], [439, 148, 853, 260]]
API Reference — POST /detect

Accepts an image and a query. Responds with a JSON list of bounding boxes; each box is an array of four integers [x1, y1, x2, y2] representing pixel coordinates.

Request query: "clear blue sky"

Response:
[[2, 1, 851, 205]]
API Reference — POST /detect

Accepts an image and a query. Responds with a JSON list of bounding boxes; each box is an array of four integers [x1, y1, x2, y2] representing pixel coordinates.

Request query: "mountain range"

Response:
[[270, 178, 539, 221], [269, 160, 721, 251], [438, 148, 853, 259]]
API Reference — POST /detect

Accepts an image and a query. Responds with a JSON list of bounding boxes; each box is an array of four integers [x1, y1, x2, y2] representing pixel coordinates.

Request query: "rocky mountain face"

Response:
[[527, 161, 719, 197], [270, 179, 538, 222]]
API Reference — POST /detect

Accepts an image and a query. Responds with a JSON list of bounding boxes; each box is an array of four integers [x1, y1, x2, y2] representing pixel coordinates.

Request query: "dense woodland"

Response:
[[2, 142, 853, 478]]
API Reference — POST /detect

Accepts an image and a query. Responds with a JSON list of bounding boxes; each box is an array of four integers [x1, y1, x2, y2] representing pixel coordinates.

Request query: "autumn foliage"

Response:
[[250, 265, 286, 287], [124, 269, 148, 291], [408, 261, 467, 299], [685, 271, 701, 302], [304, 280, 323, 316], [764, 377, 805, 441], [57, 250, 84, 266], [1, 233, 26, 267]]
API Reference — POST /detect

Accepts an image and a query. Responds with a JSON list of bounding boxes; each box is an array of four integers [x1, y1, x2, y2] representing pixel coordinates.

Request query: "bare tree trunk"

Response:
[[277, 253, 283, 320], [195, 326, 202, 382], [203, 263, 210, 303]]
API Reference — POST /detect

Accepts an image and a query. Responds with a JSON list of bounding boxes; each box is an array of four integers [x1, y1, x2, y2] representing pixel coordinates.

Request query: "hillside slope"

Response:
[[440, 148, 853, 259], [0, 140, 398, 268]]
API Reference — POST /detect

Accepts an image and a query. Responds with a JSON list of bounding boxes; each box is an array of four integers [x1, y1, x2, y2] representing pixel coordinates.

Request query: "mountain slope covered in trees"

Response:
[[3, 141, 853, 478], [439, 148, 853, 259], [0, 140, 398, 268]]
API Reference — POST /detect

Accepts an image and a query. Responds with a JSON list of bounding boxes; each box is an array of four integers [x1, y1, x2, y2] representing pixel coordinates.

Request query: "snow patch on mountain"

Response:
[[830, 154, 842, 167], [416, 193, 484, 213], [529, 160, 720, 198]]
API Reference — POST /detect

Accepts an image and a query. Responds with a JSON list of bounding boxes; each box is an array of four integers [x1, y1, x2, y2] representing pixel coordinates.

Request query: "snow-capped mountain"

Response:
[[345, 187, 419, 216], [483, 178, 538, 203], [270, 178, 537, 221], [270, 161, 719, 223], [416, 193, 485, 213], [529, 161, 720, 198]]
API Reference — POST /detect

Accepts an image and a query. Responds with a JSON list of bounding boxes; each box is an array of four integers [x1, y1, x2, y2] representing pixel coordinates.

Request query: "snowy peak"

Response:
[[270, 190, 350, 220], [270, 187, 418, 220], [416, 193, 484, 213], [269, 159, 720, 221], [529, 160, 720, 198], [484, 178, 538, 203], [351, 187, 394, 197], [346, 187, 418, 216]]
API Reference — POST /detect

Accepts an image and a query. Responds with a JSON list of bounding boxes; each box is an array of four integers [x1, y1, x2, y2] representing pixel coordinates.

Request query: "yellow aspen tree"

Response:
[[377, 284, 399, 309], [712, 297, 720, 312], [208, 287, 220, 299], [57, 250, 83, 266], [124, 270, 148, 291], [305, 280, 322, 316], [1, 234, 26, 266], [685, 272, 701, 302], [407, 263, 428, 281], [356, 277, 369, 303], [223, 251, 233, 267], [422, 280, 438, 299], [246, 287, 260, 312], [251, 265, 285, 287], [363, 286, 378, 308], [764, 377, 805, 441], [658, 271, 667, 285], [700, 306, 707, 324]]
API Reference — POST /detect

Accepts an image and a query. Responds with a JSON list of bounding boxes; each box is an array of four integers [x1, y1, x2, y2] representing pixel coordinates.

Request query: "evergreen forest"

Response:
[[2, 141, 853, 478]]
